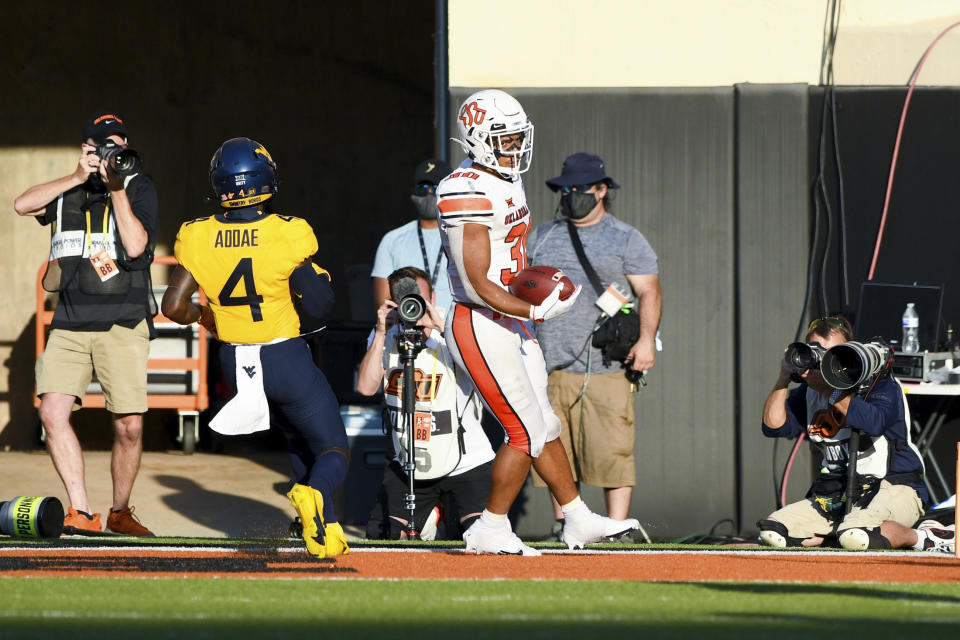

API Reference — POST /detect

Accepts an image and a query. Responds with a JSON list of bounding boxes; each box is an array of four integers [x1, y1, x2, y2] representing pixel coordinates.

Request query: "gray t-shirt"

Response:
[[528, 214, 658, 374]]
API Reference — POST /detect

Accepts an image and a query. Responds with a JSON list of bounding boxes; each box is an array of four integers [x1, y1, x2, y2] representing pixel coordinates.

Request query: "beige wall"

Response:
[[0, 148, 74, 448], [450, 0, 960, 87]]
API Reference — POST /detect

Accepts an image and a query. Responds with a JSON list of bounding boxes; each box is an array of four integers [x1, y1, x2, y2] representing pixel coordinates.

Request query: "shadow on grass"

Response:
[[155, 474, 290, 537], [702, 580, 960, 603]]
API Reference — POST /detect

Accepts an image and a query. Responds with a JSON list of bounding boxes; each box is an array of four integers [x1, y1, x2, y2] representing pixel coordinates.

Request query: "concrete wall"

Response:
[[450, 0, 960, 87]]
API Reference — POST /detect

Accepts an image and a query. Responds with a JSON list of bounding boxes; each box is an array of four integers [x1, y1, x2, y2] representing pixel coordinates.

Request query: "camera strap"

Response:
[[416, 224, 444, 287], [565, 222, 604, 296]]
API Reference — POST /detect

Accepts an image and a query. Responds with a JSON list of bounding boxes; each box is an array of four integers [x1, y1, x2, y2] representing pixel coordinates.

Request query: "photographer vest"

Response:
[[42, 177, 155, 332], [803, 382, 923, 482], [379, 326, 492, 480]]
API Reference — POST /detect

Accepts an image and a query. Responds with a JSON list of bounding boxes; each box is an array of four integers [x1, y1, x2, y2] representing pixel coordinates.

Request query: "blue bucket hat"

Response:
[[545, 152, 620, 192]]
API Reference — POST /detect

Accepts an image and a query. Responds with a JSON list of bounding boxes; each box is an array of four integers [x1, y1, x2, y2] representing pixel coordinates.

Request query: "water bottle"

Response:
[[902, 303, 920, 353]]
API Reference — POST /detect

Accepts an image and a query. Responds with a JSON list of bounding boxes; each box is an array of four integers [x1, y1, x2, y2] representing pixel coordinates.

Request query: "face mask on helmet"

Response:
[[560, 191, 598, 220], [453, 89, 534, 179], [410, 193, 437, 220]]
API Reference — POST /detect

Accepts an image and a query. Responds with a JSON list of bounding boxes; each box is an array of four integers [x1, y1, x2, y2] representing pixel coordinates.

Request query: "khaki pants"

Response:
[[36, 320, 150, 414], [533, 369, 636, 488], [766, 480, 923, 539]]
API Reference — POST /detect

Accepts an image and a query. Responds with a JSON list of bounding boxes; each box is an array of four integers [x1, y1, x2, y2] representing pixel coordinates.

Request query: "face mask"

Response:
[[560, 191, 597, 220], [411, 193, 438, 220]]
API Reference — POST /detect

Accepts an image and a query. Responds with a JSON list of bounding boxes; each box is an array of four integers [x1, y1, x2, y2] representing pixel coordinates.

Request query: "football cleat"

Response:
[[286, 483, 328, 558], [561, 509, 639, 550], [323, 522, 350, 556], [463, 516, 540, 556]]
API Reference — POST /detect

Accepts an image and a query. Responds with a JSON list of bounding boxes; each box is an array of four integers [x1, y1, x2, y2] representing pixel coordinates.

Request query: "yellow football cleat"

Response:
[[324, 522, 350, 556], [286, 483, 327, 558]]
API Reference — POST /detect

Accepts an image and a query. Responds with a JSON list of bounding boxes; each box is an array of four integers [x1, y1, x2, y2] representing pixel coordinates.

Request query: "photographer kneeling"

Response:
[[356, 267, 494, 539], [759, 316, 928, 550]]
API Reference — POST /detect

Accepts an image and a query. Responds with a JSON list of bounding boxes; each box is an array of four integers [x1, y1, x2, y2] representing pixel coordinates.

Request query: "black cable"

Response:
[[787, 0, 842, 506]]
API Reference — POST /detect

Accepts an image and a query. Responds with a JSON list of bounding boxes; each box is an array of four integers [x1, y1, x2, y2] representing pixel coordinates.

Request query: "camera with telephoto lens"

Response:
[[820, 340, 893, 391], [397, 292, 426, 326], [94, 140, 141, 177], [390, 276, 427, 328], [784, 342, 826, 381]]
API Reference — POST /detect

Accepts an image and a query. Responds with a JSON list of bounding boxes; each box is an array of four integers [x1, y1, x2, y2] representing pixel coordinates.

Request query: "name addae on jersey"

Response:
[[173, 213, 323, 344]]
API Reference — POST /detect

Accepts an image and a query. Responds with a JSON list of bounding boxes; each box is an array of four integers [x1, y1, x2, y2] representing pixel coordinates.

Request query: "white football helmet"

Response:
[[454, 89, 534, 178]]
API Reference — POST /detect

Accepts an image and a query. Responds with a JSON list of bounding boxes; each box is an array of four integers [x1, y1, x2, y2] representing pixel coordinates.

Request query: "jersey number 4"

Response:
[[219, 257, 264, 322]]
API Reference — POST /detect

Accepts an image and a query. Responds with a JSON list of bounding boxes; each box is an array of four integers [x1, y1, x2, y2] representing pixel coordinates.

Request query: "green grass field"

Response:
[[2, 577, 960, 639]]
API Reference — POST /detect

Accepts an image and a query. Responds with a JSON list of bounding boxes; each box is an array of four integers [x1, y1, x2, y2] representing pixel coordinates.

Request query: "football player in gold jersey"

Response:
[[161, 137, 348, 558]]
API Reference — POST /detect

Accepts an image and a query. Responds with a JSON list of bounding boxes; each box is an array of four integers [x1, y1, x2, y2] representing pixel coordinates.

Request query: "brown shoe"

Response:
[[106, 506, 155, 537], [62, 507, 102, 535]]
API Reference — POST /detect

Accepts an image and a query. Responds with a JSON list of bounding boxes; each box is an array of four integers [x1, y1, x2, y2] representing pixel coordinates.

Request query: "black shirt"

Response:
[[38, 174, 159, 331]]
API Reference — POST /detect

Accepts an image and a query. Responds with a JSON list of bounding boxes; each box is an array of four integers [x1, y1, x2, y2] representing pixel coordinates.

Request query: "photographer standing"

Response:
[[356, 267, 494, 539], [13, 112, 157, 536], [759, 316, 928, 550], [371, 159, 453, 311], [528, 152, 661, 530]]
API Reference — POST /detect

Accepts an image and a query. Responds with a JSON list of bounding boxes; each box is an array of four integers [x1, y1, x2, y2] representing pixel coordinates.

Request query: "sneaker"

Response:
[[286, 483, 328, 558], [106, 506, 155, 537], [463, 516, 540, 556], [918, 525, 955, 554], [562, 508, 639, 550], [420, 504, 444, 541], [62, 507, 102, 535], [324, 522, 350, 556]]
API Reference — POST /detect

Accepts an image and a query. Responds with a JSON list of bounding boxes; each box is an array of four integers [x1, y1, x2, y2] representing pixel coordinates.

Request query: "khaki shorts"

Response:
[[532, 369, 636, 488], [36, 319, 150, 414], [766, 480, 924, 539]]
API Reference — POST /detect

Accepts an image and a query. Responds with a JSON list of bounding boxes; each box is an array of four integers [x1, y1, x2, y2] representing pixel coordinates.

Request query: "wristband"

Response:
[[829, 389, 845, 405]]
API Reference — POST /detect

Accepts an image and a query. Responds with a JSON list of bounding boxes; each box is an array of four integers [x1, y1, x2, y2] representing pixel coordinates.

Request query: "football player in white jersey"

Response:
[[438, 89, 641, 555]]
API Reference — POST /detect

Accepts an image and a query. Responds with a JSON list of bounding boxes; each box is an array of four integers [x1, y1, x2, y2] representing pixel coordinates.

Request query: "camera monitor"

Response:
[[854, 281, 944, 351]]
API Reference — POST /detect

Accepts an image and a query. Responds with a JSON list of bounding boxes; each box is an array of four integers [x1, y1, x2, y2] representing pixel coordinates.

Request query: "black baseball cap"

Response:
[[546, 152, 620, 192], [413, 158, 452, 186], [82, 112, 127, 144]]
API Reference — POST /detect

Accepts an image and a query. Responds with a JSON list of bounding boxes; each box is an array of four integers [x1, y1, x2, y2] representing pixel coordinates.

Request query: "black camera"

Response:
[[397, 292, 426, 325], [94, 140, 141, 177], [391, 276, 427, 326], [783, 342, 826, 374]]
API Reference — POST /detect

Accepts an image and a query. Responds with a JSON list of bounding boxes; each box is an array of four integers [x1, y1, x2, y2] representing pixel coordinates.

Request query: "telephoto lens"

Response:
[[821, 341, 892, 390], [783, 342, 825, 373], [398, 293, 426, 324], [0, 496, 64, 538]]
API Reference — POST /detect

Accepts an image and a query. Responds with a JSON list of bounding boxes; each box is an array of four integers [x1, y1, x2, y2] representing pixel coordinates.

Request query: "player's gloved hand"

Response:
[[530, 284, 581, 323]]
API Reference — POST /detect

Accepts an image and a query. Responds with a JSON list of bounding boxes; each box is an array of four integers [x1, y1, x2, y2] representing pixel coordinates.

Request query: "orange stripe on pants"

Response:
[[451, 304, 531, 454]]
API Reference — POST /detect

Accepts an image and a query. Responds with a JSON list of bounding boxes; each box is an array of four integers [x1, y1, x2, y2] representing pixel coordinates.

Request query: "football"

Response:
[[508, 266, 576, 305]]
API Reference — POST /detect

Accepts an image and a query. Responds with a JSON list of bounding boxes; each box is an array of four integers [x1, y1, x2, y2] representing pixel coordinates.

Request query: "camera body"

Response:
[[94, 140, 141, 177]]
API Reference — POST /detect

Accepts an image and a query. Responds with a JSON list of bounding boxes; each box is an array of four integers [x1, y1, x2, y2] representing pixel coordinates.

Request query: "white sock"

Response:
[[560, 496, 587, 519], [482, 509, 507, 522], [912, 528, 929, 550]]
